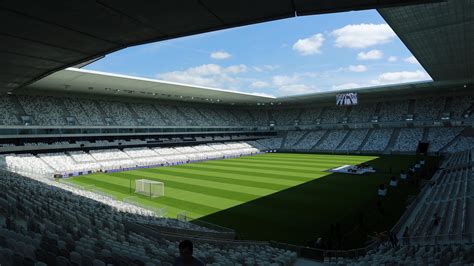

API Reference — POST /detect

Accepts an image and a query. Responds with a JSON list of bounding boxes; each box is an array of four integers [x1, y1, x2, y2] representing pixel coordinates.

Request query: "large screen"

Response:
[[336, 92, 358, 106]]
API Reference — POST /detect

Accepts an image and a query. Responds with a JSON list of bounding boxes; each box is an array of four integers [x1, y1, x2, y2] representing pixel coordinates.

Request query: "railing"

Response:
[[270, 240, 381, 261], [398, 232, 474, 245], [176, 211, 235, 234], [123, 196, 167, 217]]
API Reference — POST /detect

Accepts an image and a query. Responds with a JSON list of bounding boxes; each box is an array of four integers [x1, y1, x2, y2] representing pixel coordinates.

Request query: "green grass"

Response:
[[64, 153, 435, 248]]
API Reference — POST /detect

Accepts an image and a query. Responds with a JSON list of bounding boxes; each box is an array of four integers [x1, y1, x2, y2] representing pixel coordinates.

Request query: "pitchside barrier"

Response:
[[123, 196, 167, 217], [176, 211, 235, 234]]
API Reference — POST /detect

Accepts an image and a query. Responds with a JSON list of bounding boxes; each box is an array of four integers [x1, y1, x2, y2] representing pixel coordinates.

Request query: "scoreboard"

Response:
[[336, 92, 358, 106]]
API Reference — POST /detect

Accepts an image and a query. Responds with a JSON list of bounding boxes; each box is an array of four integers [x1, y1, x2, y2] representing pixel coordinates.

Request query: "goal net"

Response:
[[135, 179, 164, 198]]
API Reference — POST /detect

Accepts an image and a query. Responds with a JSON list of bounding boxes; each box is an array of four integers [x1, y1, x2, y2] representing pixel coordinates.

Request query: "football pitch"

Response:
[[64, 153, 431, 247]]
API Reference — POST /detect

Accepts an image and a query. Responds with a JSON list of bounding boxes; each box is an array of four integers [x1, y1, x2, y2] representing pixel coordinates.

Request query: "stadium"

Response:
[[0, 0, 472, 265]]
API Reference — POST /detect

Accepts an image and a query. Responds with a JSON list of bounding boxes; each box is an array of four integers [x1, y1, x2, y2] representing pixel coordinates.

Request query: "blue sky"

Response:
[[85, 10, 431, 97]]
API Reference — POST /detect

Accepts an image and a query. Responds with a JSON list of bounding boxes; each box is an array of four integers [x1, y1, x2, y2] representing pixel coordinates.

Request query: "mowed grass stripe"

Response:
[[69, 174, 236, 215], [256, 153, 378, 160], [201, 160, 340, 172], [108, 172, 263, 202], [138, 167, 289, 190], [181, 163, 320, 180], [213, 158, 327, 167], [240, 153, 376, 161], [151, 166, 300, 187], [237, 155, 374, 165], [66, 176, 221, 217], [236, 156, 367, 165]]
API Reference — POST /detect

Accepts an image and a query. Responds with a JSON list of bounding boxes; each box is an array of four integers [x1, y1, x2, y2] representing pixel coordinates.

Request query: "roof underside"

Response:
[[0, 0, 441, 93], [22, 68, 273, 104], [378, 0, 474, 81]]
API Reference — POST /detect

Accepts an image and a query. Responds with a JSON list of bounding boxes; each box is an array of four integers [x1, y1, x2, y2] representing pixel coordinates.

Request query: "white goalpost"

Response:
[[135, 179, 164, 198]]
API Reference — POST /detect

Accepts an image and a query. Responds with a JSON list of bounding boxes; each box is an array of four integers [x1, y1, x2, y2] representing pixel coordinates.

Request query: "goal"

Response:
[[135, 179, 164, 198]]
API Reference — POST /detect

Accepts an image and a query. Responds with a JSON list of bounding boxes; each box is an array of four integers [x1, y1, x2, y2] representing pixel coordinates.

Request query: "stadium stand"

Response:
[[0, 0, 472, 264], [450, 96, 472, 120], [2, 142, 262, 178], [445, 137, 474, 153], [361, 129, 394, 152], [314, 130, 348, 151], [414, 97, 445, 121], [130, 103, 168, 126], [0, 94, 468, 131], [348, 104, 376, 123], [299, 108, 323, 125], [378, 100, 409, 122], [0, 170, 297, 265], [282, 131, 307, 149], [320, 106, 345, 124], [336, 129, 369, 152], [293, 131, 327, 151], [99, 101, 138, 126], [273, 109, 300, 126], [427, 127, 464, 153], [326, 243, 474, 265], [323, 150, 474, 265], [0, 96, 21, 125], [392, 128, 424, 152]]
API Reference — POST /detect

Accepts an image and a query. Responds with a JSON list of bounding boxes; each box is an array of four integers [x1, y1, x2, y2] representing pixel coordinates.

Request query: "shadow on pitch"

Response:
[[193, 154, 437, 249]]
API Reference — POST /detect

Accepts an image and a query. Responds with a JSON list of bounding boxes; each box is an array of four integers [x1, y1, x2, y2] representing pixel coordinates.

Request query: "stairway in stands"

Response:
[[310, 130, 330, 151], [383, 128, 401, 154], [357, 128, 373, 151], [292, 131, 310, 147], [335, 130, 352, 151], [9, 95, 28, 120]]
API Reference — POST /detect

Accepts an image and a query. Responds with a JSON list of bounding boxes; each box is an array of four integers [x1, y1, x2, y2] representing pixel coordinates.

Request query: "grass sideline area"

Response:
[[64, 153, 436, 248]]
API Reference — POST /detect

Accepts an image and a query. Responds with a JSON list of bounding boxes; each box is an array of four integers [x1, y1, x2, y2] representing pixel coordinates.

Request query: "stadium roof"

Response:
[[379, 0, 473, 81], [22, 68, 473, 106], [0, 0, 442, 93], [23, 68, 275, 104]]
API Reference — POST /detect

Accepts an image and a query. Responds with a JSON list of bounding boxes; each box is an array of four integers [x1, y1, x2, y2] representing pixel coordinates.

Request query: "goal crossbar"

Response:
[[135, 179, 164, 198]]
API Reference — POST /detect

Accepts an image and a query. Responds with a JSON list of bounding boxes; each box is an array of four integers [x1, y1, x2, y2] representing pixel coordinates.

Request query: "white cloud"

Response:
[[404, 56, 420, 64], [332, 23, 396, 49], [269, 74, 319, 95], [272, 75, 299, 87], [371, 70, 429, 85], [357, 50, 383, 60], [157, 63, 247, 88], [210, 51, 231, 60], [253, 65, 279, 72], [332, 83, 362, 91], [292, 33, 325, 55], [224, 64, 247, 74], [388, 56, 398, 62], [348, 65, 368, 72], [250, 81, 270, 89]]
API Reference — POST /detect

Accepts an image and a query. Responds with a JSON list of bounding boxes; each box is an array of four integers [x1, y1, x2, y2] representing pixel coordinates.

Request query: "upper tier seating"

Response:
[[414, 97, 445, 121], [273, 109, 300, 126], [0, 94, 470, 127], [299, 108, 323, 125], [378, 100, 408, 122]]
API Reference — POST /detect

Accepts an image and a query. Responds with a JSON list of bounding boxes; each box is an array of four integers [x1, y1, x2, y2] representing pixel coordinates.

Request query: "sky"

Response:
[[84, 9, 431, 98]]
